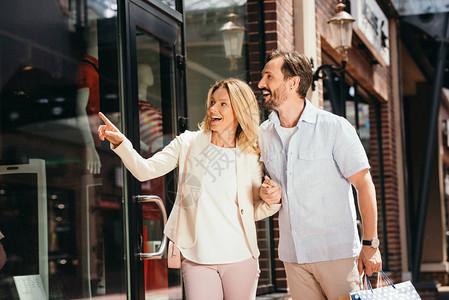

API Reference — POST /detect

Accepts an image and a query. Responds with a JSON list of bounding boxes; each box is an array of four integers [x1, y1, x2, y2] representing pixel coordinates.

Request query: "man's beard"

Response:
[[262, 85, 287, 111]]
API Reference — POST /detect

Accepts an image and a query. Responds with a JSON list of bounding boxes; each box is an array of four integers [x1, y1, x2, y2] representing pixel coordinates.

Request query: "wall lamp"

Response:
[[312, 0, 355, 90], [220, 12, 246, 71]]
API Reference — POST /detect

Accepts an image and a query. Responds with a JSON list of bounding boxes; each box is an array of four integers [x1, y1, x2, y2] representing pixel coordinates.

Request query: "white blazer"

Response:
[[113, 130, 281, 258]]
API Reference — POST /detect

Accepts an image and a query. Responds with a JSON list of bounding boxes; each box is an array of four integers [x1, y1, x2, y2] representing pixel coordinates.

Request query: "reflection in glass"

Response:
[[185, 0, 248, 128], [160, 0, 176, 10], [0, 1, 124, 299]]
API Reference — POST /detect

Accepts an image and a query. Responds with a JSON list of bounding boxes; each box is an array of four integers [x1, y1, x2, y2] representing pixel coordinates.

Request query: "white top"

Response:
[[180, 143, 252, 264], [278, 126, 297, 159]]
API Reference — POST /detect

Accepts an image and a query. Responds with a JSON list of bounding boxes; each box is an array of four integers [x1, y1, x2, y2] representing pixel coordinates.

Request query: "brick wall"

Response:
[[247, 0, 264, 91], [247, 0, 294, 292], [369, 99, 402, 280], [247, 0, 295, 91], [365, 14, 402, 282]]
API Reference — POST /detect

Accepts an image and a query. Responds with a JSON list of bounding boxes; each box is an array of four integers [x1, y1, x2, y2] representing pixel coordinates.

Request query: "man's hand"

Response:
[[260, 175, 282, 204], [358, 246, 382, 276]]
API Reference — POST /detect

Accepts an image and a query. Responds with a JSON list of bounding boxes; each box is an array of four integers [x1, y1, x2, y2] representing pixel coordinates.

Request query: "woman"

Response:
[[98, 78, 281, 299]]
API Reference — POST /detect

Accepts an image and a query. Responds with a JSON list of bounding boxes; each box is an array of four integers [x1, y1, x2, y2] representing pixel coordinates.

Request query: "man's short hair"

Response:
[[266, 50, 313, 99]]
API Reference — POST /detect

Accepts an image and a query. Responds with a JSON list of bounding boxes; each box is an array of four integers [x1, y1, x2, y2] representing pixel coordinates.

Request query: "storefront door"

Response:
[[124, 1, 185, 299]]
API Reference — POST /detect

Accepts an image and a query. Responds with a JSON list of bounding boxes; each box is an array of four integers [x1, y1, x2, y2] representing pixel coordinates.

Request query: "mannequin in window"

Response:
[[137, 63, 165, 199], [76, 22, 104, 297], [138, 63, 163, 158], [76, 20, 101, 174], [0, 231, 6, 271]]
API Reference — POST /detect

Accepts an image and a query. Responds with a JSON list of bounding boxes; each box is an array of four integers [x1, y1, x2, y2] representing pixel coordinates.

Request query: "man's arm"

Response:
[[348, 168, 382, 276]]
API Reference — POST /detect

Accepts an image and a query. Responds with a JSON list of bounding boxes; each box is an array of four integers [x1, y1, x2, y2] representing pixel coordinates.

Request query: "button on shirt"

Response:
[[259, 99, 370, 264]]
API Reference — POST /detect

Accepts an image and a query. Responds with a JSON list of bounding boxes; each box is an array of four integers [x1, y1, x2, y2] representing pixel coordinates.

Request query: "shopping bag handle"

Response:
[[365, 270, 396, 293]]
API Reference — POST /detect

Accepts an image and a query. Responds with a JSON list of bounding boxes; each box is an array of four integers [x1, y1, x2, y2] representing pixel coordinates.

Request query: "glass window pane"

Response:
[[345, 101, 356, 126], [358, 103, 370, 156], [185, 0, 248, 128], [0, 1, 125, 299], [135, 27, 181, 300], [160, 0, 176, 10]]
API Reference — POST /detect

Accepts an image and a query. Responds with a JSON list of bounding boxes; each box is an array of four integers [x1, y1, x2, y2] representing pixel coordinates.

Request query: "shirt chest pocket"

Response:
[[297, 150, 332, 186], [262, 151, 283, 182]]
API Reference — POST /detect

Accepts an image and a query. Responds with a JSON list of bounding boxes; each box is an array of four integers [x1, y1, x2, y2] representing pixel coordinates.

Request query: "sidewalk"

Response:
[[256, 293, 291, 300]]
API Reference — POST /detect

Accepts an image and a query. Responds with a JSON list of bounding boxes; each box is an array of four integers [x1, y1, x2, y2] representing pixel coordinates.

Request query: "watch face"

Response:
[[371, 238, 380, 248]]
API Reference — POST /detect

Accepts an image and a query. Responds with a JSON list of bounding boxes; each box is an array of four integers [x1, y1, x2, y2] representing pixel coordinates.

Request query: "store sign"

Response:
[[13, 275, 47, 300], [391, 0, 449, 16], [351, 0, 390, 65]]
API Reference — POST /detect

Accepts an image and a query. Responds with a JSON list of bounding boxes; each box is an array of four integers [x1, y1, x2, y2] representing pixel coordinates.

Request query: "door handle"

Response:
[[135, 195, 168, 260]]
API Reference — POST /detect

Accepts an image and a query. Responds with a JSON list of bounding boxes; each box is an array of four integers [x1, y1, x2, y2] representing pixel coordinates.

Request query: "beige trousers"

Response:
[[284, 257, 361, 300]]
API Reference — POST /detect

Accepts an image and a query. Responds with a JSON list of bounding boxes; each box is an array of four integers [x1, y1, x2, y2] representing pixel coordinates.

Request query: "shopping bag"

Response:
[[350, 271, 421, 299]]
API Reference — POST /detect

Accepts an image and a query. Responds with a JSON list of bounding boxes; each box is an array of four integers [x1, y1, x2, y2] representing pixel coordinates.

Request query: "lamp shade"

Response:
[[220, 13, 245, 58], [327, 5, 355, 52]]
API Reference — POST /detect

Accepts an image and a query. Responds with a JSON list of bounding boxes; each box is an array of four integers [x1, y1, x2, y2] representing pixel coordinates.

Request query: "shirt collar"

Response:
[[268, 98, 317, 127], [301, 99, 317, 124]]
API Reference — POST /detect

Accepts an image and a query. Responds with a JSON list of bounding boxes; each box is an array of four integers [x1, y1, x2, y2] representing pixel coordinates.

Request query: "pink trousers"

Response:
[[181, 257, 260, 300]]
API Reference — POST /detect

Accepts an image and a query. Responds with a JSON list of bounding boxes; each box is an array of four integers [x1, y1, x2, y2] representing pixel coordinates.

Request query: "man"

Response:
[[258, 49, 382, 300], [0, 231, 6, 270]]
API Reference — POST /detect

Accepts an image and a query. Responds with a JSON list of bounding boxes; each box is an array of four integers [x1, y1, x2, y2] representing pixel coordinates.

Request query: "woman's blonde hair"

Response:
[[199, 78, 260, 155]]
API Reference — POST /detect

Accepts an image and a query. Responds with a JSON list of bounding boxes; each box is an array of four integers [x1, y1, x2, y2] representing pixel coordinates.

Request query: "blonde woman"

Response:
[[98, 78, 281, 299]]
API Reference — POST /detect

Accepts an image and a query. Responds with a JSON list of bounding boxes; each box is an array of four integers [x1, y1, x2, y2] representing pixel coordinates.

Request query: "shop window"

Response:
[[0, 1, 125, 299], [185, 0, 248, 129]]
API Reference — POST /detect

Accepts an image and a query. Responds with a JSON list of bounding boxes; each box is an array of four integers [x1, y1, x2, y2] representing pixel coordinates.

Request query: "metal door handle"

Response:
[[135, 195, 168, 260]]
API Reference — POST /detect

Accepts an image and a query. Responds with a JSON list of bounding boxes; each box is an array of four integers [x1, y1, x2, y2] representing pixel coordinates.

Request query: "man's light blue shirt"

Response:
[[259, 99, 370, 264]]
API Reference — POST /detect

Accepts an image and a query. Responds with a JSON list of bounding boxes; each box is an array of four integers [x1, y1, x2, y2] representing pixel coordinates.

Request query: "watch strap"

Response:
[[362, 238, 379, 248]]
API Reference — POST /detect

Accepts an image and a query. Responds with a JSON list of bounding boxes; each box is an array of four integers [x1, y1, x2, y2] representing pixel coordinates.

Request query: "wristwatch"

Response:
[[362, 238, 380, 248]]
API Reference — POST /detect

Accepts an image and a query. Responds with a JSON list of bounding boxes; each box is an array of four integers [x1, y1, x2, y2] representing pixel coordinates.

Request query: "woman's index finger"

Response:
[[98, 112, 114, 127]]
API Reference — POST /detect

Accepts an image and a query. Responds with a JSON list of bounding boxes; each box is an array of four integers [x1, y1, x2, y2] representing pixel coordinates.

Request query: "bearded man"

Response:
[[258, 50, 382, 300]]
